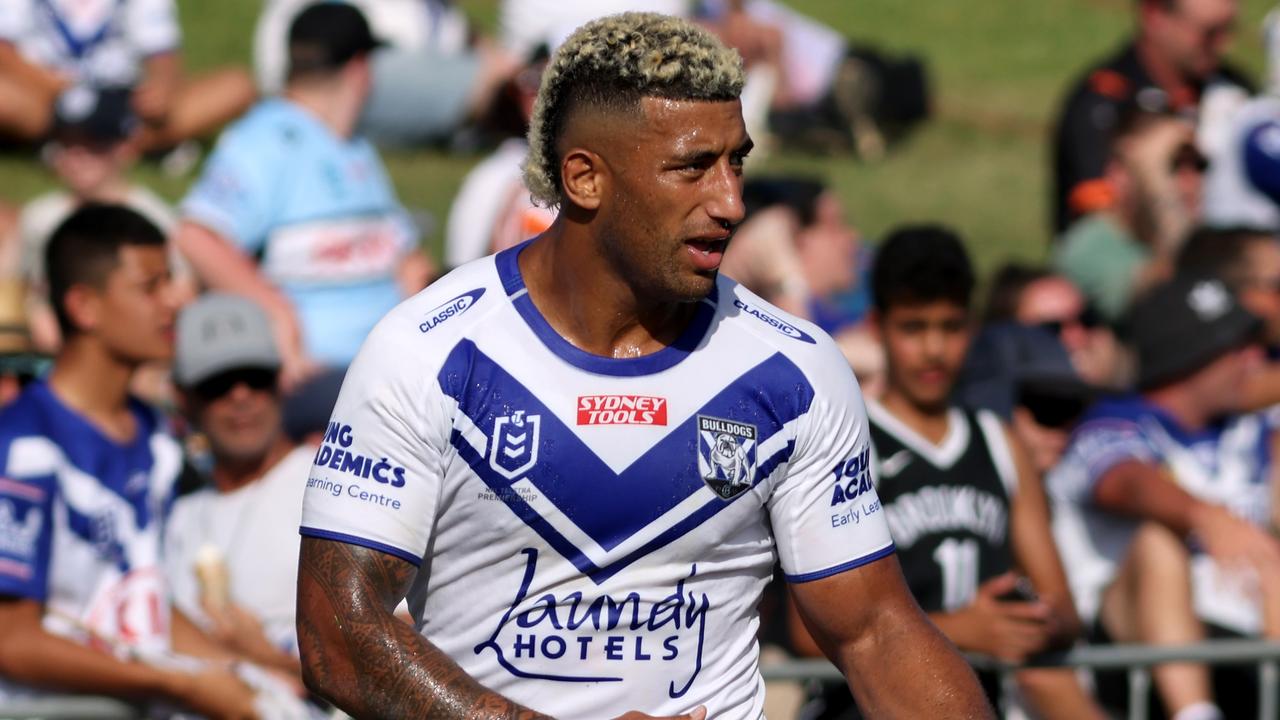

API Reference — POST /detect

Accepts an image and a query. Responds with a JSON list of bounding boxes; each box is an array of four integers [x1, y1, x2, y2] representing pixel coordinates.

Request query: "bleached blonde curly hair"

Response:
[[522, 12, 746, 207]]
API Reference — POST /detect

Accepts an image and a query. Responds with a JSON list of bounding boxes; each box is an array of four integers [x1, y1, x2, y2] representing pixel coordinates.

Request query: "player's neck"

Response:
[[519, 226, 696, 357], [47, 338, 139, 442], [212, 435, 295, 494], [879, 387, 951, 445]]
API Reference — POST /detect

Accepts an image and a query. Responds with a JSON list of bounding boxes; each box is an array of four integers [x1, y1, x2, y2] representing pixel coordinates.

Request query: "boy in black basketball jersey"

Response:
[[794, 226, 1101, 719]]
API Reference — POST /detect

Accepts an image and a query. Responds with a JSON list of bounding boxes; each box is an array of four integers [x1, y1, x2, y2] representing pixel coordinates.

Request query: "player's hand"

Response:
[[613, 705, 708, 720], [952, 573, 1055, 664], [1191, 503, 1280, 574], [169, 665, 260, 720]]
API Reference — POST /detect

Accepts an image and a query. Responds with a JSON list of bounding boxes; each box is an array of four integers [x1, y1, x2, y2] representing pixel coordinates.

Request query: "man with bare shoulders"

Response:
[[295, 13, 990, 719]]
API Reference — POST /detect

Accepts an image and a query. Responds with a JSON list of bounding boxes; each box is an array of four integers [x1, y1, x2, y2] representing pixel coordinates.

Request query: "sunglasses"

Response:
[[192, 368, 278, 402], [1034, 305, 1103, 337], [1018, 386, 1089, 429]]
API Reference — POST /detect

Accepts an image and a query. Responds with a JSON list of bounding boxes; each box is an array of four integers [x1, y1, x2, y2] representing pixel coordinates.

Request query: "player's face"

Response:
[[1147, 0, 1236, 80], [878, 300, 972, 411], [94, 245, 177, 363], [190, 368, 284, 465], [597, 97, 751, 303]]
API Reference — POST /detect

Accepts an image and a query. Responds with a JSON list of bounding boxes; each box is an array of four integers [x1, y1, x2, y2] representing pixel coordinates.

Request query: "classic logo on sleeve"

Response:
[[732, 298, 817, 344], [697, 415, 757, 499], [576, 395, 667, 425], [420, 288, 485, 333]]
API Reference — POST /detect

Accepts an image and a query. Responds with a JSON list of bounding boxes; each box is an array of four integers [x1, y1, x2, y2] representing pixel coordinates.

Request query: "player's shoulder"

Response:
[[213, 99, 313, 156], [359, 254, 507, 365], [714, 275, 848, 376]]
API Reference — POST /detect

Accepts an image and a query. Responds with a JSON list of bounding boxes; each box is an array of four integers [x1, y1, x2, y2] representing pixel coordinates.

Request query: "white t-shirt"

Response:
[[300, 244, 894, 718], [164, 446, 313, 653], [0, 0, 180, 88]]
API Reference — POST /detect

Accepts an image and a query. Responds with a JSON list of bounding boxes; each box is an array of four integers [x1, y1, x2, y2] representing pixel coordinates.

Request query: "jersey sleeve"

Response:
[[124, 0, 181, 56], [180, 130, 275, 253], [1061, 417, 1156, 502], [299, 320, 448, 565], [0, 440, 56, 601], [769, 349, 895, 583]]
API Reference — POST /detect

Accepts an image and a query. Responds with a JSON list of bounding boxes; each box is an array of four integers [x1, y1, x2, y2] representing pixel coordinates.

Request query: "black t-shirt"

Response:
[[798, 405, 1015, 720], [1050, 41, 1252, 234]]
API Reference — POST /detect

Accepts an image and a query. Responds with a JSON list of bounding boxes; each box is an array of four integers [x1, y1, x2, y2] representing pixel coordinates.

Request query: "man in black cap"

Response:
[[1046, 275, 1280, 720], [176, 2, 434, 389]]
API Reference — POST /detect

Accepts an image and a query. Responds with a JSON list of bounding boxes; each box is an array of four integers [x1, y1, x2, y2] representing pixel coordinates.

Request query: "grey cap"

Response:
[[174, 293, 280, 387]]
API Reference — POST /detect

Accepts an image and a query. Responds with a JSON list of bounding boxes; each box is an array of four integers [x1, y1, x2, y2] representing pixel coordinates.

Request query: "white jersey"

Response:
[[0, 0, 180, 89], [300, 244, 894, 718], [1047, 395, 1273, 633]]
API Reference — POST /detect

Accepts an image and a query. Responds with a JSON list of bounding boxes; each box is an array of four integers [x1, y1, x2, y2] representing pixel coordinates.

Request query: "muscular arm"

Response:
[[296, 537, 552, 720], [788, 555, 993, 719]]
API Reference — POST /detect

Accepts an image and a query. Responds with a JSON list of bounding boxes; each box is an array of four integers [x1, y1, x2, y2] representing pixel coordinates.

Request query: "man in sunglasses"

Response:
[[163, 293, 312, 683], [1046, 276, 1280, 720], [1050, 0, 1244, 235]]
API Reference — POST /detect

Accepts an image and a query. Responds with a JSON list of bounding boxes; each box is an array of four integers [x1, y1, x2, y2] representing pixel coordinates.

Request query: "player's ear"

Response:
[[561, 148, 604, 211], [865, 309, 883, 342]]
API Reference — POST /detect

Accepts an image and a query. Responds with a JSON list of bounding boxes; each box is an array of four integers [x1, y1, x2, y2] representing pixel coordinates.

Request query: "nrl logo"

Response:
[[696, 415, 757, 500], [489, 410, 541, 481]]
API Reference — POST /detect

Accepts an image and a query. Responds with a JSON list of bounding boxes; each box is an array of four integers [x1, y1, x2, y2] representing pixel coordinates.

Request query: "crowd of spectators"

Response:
[[0, 0, 1277, 719]]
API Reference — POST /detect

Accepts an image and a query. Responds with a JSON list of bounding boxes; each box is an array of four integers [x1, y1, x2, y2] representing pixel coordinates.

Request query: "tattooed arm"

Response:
[[296, 537, 552, 720]]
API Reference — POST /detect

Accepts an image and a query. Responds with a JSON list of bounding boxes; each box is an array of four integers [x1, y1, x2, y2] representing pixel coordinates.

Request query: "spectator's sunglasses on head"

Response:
[[193, 367, 279, 402], [1034, 305, 1103, 337]]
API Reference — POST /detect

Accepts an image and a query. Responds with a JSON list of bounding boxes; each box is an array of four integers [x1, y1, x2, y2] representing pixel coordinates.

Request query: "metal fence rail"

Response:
[[4, 641, 1278, 720], [761, 639, 1280, 720]]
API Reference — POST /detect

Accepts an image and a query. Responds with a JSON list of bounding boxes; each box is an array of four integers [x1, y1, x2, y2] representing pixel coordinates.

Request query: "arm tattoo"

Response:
[[297, 538, 554, 720]]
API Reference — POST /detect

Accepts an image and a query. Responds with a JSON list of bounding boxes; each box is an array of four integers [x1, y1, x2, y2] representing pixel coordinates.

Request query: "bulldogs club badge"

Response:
[[696, 415, 757, 500], [490, 410, 541, 481]]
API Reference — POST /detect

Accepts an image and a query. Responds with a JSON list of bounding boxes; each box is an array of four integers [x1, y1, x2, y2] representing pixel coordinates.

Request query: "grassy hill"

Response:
[[0, 0, 1274, 275]]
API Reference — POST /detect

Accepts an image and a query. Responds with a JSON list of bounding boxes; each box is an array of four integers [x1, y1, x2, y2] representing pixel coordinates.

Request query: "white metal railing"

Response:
[[760, 639, 1280, 720], [5, 641, 1279, 720]]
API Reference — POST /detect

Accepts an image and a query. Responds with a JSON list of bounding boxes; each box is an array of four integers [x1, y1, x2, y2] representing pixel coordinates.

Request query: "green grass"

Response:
[[1, 0, 1275, 274]]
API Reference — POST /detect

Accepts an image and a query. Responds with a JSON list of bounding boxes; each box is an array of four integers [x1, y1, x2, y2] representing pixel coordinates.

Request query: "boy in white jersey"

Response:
[[0, 205, 258, 717], [296, 12, 991, 720]]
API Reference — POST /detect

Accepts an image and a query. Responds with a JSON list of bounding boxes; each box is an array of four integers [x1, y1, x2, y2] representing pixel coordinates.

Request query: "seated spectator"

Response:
[[1049, 0, 1247, 234], [956, 323, 1098, 485], [176, 2, 434, 388], [1047, 276, 1280, 720], [0, 0, 254, 151], [984, 263, 1126, 387], [18, 87, 193, 353], [723, 177, 883, 391], [164, 293, 313, 682], [255, 0, 520, 148], [0, 205, 271, 716], [1054, 110, 1206, 323], [793, 226, 1097, 719], [1177, 225, 1280, 411], [444, 51, 555, 269]]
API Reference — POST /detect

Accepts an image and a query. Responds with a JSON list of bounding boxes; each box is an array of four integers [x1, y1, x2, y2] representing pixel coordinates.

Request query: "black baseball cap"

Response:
[[1129, 275, 1262, 390], [955, 323, 1097, 424], [52, 86, 138, 144], [288, 2, 385, 75]]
